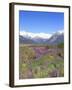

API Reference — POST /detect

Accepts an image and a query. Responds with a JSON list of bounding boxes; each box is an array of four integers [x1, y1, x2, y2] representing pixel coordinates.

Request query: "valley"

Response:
[[19, 43, 64, 79]]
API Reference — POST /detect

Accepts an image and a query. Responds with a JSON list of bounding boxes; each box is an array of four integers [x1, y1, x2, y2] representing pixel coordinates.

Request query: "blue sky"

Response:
[[19, 10, 64, 34]]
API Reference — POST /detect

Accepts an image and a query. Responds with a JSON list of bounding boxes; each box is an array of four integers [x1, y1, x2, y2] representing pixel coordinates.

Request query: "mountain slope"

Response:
[[19, 31, 64, 45], [19, 35, 36, 44], [46, 32, 64, 45]]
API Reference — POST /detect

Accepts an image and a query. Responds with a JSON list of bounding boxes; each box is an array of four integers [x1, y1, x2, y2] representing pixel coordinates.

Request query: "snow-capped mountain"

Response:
[[47, 32, 64, 44], [19, 35, 36, 44], [19, 31, 64, 44], [20, 31, 52, 39]]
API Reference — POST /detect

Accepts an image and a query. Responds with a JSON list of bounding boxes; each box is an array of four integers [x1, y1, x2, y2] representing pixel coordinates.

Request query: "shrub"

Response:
[[57, 42, 64, 48], [19, 46, 36, 63]]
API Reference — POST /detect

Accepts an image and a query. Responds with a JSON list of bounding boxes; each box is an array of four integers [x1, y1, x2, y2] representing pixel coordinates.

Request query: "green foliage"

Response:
[[45, 45, 54, 49], [31, 54, 64, 78], [19, 44, 64, 79], [19, 46, 36, 63], [21, 63, 28, 72], [57, 42, 64, 48]]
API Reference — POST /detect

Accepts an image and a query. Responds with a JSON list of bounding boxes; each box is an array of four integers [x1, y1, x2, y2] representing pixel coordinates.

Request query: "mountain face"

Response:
[[46, 32, 64, 45], [19, 35, 36, 44], [19, 31, 64, 45], [19, 35, 47, 44]]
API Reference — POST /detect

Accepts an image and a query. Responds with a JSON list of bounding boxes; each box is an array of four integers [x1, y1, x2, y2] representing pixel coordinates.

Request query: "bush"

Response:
[[19, 46, 36, 63], [57, 42, 64, 48]]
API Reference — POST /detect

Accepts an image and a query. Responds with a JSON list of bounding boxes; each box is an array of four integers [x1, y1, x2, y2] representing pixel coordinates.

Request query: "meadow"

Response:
[[19, 43, 64, 79]]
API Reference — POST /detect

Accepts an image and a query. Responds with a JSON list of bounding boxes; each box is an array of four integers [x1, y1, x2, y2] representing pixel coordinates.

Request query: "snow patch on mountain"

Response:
[[19, 30, 64, 44], [20, 31, 52, 39]]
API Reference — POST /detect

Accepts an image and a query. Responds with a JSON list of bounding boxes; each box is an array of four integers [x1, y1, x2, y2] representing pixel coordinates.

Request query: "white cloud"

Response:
[[58, 30, 64, 34], [52, 30, 64, 35]]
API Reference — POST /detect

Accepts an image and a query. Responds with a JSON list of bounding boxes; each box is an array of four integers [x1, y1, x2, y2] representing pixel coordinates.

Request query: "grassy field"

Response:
[[19, 44, 64, 79]]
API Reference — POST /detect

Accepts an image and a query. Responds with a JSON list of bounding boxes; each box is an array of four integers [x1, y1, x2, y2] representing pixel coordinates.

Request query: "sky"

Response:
[[19, 10, 64, 34]]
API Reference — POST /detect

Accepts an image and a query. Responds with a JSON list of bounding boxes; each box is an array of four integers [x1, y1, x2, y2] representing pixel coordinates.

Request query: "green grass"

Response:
[[19, 44, 64, 79], [57, 42, 64, 48], [19, 46, 36, 64], [30, 54, 64, 78]]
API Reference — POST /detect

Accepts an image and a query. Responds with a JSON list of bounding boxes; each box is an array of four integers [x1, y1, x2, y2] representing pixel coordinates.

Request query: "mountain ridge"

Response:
[[19, 31, 64, 45]]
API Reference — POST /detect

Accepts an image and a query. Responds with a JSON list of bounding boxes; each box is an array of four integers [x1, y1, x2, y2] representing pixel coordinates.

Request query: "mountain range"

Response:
[[19, 31, 64, 45]]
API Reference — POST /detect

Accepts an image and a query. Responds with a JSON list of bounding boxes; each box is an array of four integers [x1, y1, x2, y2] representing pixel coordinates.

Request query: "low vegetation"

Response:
[[19, 44, 64, 79]]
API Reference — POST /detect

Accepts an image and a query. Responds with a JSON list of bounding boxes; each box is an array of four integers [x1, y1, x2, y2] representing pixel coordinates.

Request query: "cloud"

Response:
[[58, 30, 64, 34], [52, 30, 64, 34]]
